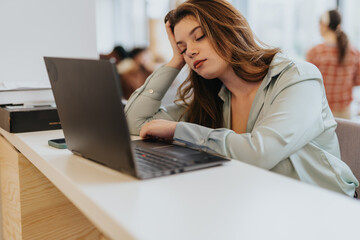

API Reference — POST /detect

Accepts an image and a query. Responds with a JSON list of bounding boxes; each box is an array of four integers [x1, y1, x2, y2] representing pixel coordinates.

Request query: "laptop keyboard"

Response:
[[134, 147, 189, 172]]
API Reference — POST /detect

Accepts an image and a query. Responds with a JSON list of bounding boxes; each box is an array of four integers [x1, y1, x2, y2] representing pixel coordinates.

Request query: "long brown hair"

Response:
[[327, 10, 349, 64], [165, 0, 280, 128]]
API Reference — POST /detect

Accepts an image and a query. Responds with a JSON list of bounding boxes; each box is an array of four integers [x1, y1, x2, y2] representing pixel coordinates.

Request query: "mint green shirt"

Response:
[[125, 53, 359, 196]]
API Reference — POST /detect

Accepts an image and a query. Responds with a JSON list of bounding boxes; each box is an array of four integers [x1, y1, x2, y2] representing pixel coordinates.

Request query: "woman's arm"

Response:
[[124, 66, 186, 135], [125, 21, 187, 135]]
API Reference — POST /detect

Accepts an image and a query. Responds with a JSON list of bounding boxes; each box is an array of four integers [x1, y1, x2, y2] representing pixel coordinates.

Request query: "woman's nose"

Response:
[[187, 46, 199, 58]]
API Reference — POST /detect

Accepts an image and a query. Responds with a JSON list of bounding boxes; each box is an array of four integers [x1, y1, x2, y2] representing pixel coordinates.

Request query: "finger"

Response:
[[139, 122, 150, 138], [165, 22, 172, 37], [165, 21, 172, 34], [165, 22, 176, 45]]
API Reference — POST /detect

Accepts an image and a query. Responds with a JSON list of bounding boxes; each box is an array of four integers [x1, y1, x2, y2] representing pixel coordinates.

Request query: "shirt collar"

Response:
[[218, 84, 228, 102], [260, 52, 294, 90], [217, 52, 294, 101]]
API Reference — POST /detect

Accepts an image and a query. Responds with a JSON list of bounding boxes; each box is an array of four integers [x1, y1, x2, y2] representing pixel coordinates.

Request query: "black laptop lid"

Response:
[[44, 57, 136, 176]]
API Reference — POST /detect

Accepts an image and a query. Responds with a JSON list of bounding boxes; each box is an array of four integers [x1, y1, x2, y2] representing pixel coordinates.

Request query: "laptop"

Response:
[[44, 57, 230, 179]]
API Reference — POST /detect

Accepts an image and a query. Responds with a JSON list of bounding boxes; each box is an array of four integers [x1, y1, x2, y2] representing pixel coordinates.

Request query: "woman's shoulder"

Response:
[[270, 55, 322, 89], [270, 53, 322, 79], [292, 60, 322, 80], [308, 43, 332, 51], [307, 43, 333, 57]]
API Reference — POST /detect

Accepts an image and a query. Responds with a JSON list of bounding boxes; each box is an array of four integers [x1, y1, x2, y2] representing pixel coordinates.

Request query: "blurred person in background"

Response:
[[307, 9, 360, 119], [100, 45, 129, 64], [100, 46, 155, 100], [118, 47, 159, 100], [120, 47, 183, 104], [117, 57, 146, 100], [129, 47, 158, 77]]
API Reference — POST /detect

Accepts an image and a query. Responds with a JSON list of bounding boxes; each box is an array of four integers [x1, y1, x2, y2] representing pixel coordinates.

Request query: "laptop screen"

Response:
[[44, 57, 136, 176]]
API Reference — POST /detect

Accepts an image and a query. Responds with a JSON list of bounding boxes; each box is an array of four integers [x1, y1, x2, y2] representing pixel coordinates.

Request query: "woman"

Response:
[[125, 0, 358, 196], [307, 10, 360, 119]]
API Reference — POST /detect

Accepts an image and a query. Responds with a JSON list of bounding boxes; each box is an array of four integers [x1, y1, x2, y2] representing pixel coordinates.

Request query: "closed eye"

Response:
[[180, 35, 204, 54], [196, 35, 205, 41]]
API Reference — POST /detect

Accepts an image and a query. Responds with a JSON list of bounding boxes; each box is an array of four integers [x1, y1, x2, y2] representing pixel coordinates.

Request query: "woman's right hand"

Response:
[[164, 21, 185, 70]]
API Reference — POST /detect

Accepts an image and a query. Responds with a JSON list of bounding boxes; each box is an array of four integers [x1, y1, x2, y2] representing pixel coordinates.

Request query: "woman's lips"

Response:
[[193, 59, 207, 69]]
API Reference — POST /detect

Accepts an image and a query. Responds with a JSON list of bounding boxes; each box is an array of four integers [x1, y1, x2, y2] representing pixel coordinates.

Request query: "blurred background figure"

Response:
[[99, 46, 156, 100], [307, 9, 360, 119], [129, 47, 159, 76], [100, 45, 181, 102], [116, 58, 143, 99], [117, 47, 158, 100], [99, 45, 129, 64]]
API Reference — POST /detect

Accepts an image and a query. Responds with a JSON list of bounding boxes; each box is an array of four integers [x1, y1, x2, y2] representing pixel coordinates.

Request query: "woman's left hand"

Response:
[[140, 119, 178, 140]]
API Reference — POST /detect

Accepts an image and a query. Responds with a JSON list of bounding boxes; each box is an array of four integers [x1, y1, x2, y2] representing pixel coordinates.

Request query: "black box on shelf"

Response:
[[0, 105, 61, 133]]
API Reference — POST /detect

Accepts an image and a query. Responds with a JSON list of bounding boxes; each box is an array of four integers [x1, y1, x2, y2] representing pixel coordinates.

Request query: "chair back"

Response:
[[335, 118, 360, 185]]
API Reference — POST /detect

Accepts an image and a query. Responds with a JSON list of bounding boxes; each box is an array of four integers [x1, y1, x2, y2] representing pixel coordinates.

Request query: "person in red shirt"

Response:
[[307, 9, 360, 119]]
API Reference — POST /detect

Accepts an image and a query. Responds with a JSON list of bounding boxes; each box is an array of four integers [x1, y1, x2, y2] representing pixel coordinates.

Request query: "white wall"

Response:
[[342, 0, 360, 50], [95, 0, 116, 54], [0, 0, 98, 86]]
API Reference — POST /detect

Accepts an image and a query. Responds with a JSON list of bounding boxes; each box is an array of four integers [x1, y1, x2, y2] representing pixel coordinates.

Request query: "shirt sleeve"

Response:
[[125, 65, 187, 135], [174, 76, 325, 170]]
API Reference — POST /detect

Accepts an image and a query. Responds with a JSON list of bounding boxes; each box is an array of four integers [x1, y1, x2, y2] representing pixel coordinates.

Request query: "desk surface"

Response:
[[1, 128, 360, 240]]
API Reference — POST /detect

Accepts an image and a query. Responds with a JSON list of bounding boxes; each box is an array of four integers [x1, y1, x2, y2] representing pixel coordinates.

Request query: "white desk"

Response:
[[1, 128, 360, 240]]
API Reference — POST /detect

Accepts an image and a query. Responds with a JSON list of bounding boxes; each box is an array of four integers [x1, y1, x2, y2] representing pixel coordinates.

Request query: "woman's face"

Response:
[[173, 16, 230, 80]]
